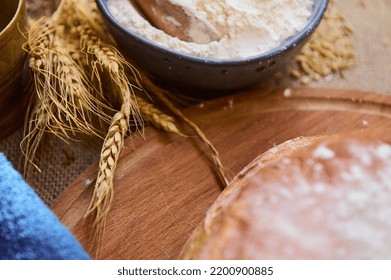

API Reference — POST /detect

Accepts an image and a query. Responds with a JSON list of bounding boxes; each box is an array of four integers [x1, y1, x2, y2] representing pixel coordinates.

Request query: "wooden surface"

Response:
[[51, 88, 391, 259], [135, 0, 220, 43]]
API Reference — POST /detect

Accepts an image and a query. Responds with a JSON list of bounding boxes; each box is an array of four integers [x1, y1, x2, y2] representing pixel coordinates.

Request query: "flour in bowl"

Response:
[[107, 0, 313, 59]]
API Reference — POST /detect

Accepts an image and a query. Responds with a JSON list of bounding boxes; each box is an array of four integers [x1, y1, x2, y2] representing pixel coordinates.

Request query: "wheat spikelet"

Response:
[[72, 0, 110, 41], [136, 96, 183, 135]]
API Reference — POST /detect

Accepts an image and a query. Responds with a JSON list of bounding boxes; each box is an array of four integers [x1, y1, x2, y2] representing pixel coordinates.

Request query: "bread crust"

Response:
[[180, 129, 391, 259]]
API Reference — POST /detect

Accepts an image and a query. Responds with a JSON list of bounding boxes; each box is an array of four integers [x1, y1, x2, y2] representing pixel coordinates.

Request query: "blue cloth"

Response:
[[0, 153, 90, 260]]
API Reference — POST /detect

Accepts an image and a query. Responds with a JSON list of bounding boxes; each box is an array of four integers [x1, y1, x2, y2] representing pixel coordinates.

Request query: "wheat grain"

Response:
[[291, 1, 356, 83]]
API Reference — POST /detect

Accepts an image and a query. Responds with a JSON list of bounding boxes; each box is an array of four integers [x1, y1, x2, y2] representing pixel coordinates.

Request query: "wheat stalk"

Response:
[[143, 76, 229, 187], [21, 90, 52, 175], [22, 17, 58, 175]]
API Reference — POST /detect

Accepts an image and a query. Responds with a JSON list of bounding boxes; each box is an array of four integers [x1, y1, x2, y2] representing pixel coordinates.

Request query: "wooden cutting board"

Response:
[[51, 88, 391, 259]]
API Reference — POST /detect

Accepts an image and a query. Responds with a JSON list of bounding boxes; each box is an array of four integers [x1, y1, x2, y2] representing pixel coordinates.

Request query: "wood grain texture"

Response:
[[134, 0, 220, 43], [51, 88, 391, 259]]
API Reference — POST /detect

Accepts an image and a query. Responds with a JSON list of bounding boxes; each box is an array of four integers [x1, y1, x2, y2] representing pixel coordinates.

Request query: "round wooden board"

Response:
[[51, 88, 391, 259]]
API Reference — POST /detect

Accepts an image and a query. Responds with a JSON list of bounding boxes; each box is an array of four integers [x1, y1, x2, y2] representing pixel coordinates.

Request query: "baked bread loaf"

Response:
[[180, 129, 391, 259]]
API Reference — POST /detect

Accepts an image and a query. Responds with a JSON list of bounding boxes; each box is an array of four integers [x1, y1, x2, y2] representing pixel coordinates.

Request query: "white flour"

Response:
[[107, 0, 313, 59]]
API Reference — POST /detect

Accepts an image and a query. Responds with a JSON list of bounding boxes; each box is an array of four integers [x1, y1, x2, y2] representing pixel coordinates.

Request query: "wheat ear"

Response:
[[136, 96, 183, 135], [25, 17, 112, 132], [85, 104, 129, 225]]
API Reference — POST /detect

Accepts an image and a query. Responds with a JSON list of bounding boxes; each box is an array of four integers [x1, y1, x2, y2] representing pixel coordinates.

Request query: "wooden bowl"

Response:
[[0, 0, 28, 139]]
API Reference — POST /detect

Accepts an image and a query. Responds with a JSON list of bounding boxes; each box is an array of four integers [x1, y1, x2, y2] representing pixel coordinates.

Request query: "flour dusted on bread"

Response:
[[181, 130, 391, 259]]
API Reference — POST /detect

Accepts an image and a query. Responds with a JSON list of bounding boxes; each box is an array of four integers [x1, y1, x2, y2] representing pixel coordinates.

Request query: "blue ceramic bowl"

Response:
[[96, 0, 329, 95]]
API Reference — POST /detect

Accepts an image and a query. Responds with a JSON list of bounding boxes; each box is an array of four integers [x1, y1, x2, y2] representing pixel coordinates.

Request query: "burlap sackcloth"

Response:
[[0, 0, 390, 206]]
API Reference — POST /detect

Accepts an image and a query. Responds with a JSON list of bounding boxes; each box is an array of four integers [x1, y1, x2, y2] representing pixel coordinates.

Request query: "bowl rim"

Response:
[[96, 0, 329, 65], [0, 0, 25, 37]]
